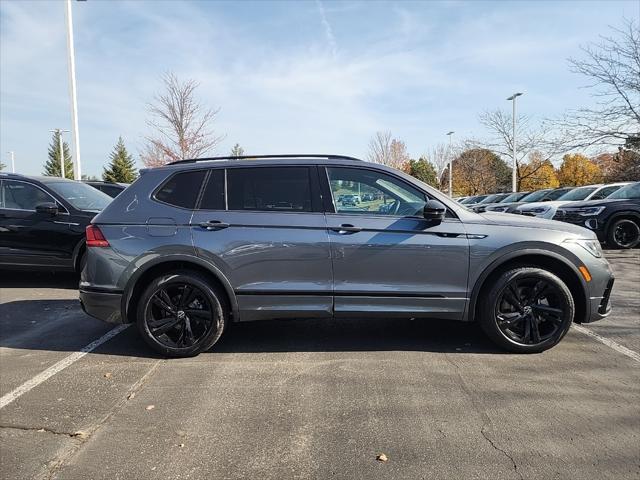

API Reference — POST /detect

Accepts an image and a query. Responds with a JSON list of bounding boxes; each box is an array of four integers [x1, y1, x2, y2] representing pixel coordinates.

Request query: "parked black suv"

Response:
[[0, 173, 112, 272], [553, 182, 640, 249], [84, 181, 128, 198]]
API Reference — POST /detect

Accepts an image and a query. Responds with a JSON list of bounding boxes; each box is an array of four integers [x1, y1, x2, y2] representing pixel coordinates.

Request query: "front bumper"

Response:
[[583, 277, 614, 323], [79, 288, 124, 324]]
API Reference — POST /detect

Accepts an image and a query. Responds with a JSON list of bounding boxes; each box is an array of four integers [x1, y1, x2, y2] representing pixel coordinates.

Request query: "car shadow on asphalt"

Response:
[[0, 271, 79, 289], [0, 299, 505, 356]]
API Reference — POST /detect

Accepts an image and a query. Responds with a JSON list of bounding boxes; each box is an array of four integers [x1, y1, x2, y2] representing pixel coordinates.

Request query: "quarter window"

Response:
[[227, 167, 313, 212], [198, 169, 225, 210], [326, 167, 427, 217], [2, 180, 56, 211], [155, 170, 206, 209]]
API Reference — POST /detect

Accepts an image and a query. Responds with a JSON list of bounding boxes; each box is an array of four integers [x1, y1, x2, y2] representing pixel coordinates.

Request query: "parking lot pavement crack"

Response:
[[38, 359, 164, 480], [481, 427, 524, 480], [0, 424, 82, 439]]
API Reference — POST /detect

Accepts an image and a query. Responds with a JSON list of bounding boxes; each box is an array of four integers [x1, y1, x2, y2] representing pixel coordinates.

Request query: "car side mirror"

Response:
[[423, 200, 446, 222], [35, 202, 59, 215]]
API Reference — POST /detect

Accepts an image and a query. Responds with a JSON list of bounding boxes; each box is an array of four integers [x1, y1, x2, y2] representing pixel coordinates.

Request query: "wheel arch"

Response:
[[468, 250, 589, 324], [604, 210, 640, 234], [121, 254, 238, 324]]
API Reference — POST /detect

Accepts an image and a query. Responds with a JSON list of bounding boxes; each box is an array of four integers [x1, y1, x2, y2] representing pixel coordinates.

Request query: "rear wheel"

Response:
[[137, 271, 227, 357], [478, 268, 574, 353], [607, 218, 640, 249]]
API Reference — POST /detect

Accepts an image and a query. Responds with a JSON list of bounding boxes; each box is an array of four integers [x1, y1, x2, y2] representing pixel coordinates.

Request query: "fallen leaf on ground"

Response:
[[72, 431, 89, 439], [145, 405, 155, 411], [103, 373, 112, 379], [127, 392, 136, 400], [376, 453, 388, 462], [37, 428, 45, 433], [178, 443, 185, 448]]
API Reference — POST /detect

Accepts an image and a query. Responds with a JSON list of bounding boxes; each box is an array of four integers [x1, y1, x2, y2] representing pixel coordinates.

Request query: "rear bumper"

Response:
[[79, 288, 124, 324]]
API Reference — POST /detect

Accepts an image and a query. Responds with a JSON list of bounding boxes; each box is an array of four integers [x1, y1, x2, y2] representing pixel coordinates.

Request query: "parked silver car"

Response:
[[80, 155, 614, 357]]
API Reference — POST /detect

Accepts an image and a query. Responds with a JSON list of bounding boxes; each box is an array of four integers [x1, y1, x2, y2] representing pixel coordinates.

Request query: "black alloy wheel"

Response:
[[137, 271, 227, 357], [608, 218, 640, 249], [479, 268, 574, 353]]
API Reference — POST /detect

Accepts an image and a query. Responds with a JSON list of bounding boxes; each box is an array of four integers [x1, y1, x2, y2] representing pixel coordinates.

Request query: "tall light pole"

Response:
[[446, 131, 455, 196], [506, 92, 523, 192], [65, 0, 82, 180], [7, 151, 15, 173], [51, 129, 70, 178]]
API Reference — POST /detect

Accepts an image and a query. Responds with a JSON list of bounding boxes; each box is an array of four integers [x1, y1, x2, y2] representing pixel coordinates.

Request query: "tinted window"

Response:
[[2, 180, 56, 210], [101, 185, 125, 198], [155, 170, 206, 209], [199, 169, 225, 210], [47, 181, 112, 211], [608, 182, 640, 199], [227, 167, 313, 212], [590, 185, 621, 200], [327, 167, 427, 217]]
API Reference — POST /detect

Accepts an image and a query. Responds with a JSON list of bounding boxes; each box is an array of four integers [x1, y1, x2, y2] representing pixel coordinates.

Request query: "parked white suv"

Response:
[[516, 183, 630, 219]]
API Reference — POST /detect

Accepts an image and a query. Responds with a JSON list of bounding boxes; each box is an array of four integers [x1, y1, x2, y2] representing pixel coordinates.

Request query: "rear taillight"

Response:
[[86, 224, 109, 247]]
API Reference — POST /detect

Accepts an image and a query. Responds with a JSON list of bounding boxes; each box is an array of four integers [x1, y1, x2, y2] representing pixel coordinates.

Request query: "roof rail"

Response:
[[167, 154, 363, 166]]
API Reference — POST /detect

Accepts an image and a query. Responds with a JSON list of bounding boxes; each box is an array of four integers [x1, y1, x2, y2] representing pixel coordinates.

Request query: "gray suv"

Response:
[[80, 155, 614, 357]]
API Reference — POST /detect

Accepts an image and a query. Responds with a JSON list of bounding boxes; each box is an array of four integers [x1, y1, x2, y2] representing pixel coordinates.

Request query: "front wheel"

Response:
[[607, 218, 640, 249], [137, 271, 227, 357], [478, 268, 575, 353]]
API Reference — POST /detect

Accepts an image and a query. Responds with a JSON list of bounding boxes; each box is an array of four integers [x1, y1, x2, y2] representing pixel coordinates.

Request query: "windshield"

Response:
[[607, 182, 640, 199], [459, 196, 478, 204], [501, 192, 528, 203], [47, 181, 112, 211], [520, 190, 551, 202], [557, 186, 598, 201]]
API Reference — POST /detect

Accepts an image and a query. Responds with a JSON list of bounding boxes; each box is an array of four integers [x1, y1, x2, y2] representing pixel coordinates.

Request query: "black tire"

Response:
[[136, 271, 227, 358], [606, 218, 640, 249], [478, 268, 575, 353]]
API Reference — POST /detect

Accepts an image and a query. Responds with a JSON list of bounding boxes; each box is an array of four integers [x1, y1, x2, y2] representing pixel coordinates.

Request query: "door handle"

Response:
[[199, 220, 230, 231], [329, 224, 362, 234]]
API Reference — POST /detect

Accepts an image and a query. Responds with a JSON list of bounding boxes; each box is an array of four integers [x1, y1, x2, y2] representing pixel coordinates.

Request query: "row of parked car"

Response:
[[455, 181, 640, 249]]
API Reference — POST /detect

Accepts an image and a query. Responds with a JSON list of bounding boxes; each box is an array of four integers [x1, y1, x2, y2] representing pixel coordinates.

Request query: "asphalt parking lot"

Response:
[[0, 251, 638, 480]]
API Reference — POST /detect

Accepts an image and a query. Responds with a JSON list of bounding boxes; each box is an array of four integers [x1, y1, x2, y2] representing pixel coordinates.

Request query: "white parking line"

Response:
[[0, 324, 130, 409], [572, 324, 640, 363]]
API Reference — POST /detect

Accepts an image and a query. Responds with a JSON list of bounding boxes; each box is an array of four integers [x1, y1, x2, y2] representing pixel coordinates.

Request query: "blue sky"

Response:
[[0, 0, 637, 177]]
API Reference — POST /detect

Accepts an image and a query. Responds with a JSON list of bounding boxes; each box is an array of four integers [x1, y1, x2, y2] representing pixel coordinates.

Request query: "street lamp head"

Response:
[[506, 92, 523, 100], [446, 131, 455, 136]]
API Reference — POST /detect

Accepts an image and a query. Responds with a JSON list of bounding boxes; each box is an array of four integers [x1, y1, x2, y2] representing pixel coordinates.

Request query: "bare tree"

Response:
[[422, 143, 451, 182], [367, 131, 410, 169], [477, 110, 568, 190], [367, 131, 392, 165], [554, 19, 639, 148], [141, 72, 224, 167]]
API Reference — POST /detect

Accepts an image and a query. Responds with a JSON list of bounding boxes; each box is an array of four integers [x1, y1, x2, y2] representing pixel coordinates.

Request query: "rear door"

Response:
[[0, 179, 76, 267], [191, 166, 333, 321], [321, 166, 470, 319]]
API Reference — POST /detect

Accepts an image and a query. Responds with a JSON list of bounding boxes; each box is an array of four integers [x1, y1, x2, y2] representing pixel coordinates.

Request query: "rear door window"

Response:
[[155, 170, 206, 209], [198, 169, 225, 210], [227, 167, 314, 212], [2, 180, 57, 211]]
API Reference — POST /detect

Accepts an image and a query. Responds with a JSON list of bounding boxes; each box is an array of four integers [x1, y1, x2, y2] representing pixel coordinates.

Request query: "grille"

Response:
[[598, 278, 615, 315]]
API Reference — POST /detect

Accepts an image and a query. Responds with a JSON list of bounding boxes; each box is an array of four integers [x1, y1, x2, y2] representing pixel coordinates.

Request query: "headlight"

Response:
[[563, 206, 606, 216], [563, 238, 603, 258], [520, 206, 549, 215], [488, 206, 509, 212]]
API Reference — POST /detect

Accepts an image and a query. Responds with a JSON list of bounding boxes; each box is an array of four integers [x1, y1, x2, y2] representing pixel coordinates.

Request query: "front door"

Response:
[[0, 179, 76, 268], [321, 166, 470, 319], [191, 166, 333, 321]]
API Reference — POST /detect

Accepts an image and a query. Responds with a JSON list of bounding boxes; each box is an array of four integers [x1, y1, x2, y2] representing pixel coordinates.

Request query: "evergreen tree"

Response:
[[0, 161, 5, 171], [43, 130, 74, 179], [230, 143, 245, 157], [103, 137, 138, 183], [404, 157, 439, 187]]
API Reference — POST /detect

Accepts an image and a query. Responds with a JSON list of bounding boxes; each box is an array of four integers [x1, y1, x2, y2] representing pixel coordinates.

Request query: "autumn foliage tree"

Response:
[[443, 148, 511, 195], [519, 151, 559, 190], [557, 153, 602, 186], [142, 72, 223, 167]]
